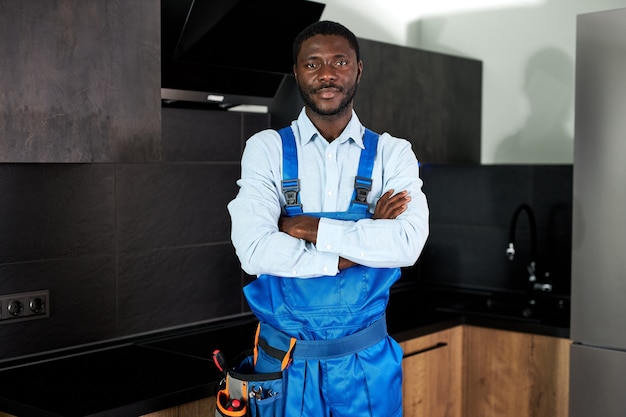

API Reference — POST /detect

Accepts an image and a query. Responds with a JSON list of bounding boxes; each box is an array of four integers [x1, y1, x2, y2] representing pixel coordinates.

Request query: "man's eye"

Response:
[[306, 63, 317, 69], [337, 60, 348, 66]]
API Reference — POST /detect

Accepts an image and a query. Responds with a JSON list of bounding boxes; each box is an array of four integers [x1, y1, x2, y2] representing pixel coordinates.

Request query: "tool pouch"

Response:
[[215, 349, 285, 417]]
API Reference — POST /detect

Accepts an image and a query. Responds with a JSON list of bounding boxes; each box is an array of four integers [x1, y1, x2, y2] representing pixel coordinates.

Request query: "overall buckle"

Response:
[[282, 179, 302, 210], [352, 176, 372, 205]]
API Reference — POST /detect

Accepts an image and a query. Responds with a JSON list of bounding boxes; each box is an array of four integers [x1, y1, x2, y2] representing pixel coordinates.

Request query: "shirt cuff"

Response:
[[315, 251, 340, 276], [316, 217, 347, 255]]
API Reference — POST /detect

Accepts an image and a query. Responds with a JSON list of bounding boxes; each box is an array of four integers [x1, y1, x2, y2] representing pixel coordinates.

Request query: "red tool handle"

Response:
[[212, 349, 227, 372]]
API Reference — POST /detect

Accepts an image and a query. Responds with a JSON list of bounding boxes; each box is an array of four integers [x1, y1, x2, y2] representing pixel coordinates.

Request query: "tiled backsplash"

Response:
[[417, 164, 572, 296], [0, 107, 573, 361], [0, 108, 267, 360]]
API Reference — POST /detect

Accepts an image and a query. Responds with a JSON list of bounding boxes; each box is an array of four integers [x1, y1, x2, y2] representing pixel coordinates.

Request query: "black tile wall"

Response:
[[0, 107, 572, 361], [418, 164, 573, 296], [115, 163, 239, 251], [116, 244, 242, 335], [0, 256, 118, 357], [0, 109, 267, 361], [0, 164, 115, 263]]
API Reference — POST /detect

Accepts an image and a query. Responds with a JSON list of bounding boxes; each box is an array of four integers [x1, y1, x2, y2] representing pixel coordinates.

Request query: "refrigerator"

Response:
[[569, 7, 626, 417]]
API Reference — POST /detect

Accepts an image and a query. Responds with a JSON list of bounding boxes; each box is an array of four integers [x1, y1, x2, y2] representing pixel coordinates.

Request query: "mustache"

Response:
[[311, 84, 343, 93]]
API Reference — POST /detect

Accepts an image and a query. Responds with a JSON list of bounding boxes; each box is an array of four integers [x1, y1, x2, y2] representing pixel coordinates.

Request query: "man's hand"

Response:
[[279, 215, 320, 244], [373, 189, 411, 219], [339, 190, 409, 272]]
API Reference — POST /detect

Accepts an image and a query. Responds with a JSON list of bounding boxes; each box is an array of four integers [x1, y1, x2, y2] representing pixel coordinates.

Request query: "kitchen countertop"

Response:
[[0, 288, 569, 417]]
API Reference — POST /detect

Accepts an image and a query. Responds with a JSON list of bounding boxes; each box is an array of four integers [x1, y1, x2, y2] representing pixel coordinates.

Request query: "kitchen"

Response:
[[1, 0, 624, 416]]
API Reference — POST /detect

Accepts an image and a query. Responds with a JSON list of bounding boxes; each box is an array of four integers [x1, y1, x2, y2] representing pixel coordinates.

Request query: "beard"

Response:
[[298, 80, 359, 117]]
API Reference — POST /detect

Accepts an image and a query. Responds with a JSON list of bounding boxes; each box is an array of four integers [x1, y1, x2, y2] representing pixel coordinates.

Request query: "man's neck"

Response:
[[306, 107, 353, 143]]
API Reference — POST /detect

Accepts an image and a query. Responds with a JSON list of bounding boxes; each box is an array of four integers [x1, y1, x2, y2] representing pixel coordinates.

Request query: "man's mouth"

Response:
[[314, 85, 342, 98]]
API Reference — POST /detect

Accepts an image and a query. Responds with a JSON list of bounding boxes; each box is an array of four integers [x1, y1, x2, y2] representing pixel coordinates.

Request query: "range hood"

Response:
[[161, 0, 325, 112]]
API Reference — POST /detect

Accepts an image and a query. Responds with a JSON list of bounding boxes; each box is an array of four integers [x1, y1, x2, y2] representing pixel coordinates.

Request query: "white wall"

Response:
[[320, 0, 626, 164]]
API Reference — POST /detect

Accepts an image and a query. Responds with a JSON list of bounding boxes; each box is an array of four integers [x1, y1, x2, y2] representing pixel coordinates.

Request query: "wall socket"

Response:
[[0, 290, 49, 324]]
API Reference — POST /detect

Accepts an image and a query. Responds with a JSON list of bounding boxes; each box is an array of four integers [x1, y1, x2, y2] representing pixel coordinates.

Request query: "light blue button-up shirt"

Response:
[[227, 108, 429, 278]]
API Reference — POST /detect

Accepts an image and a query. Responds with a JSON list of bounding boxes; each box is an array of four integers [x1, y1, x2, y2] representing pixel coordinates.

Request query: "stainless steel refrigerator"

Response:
[[570, 7, 626, 417]]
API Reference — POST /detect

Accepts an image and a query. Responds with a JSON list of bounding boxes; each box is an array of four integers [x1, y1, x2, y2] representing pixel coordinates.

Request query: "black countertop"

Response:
[[0, 288, 569, 417]]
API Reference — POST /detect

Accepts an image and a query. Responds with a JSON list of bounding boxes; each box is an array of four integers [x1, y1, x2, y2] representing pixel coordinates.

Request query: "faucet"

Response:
[[506, 203, 552, 292]]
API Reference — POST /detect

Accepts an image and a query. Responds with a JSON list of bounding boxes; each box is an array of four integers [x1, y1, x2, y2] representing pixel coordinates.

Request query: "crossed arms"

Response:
[[279, 189, 411, 271]]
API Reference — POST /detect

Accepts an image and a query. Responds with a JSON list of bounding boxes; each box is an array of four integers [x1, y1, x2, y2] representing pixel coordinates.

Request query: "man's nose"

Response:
[[318, 63, 338, 81]]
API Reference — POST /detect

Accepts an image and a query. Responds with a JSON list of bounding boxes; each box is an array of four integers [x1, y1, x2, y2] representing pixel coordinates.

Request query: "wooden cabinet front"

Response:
[[464, 325, 570, 417], [401, 326, 464, 417]]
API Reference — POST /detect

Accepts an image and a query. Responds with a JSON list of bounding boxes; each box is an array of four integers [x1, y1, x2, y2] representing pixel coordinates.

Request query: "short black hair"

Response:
[[293, 20, 361, 64]]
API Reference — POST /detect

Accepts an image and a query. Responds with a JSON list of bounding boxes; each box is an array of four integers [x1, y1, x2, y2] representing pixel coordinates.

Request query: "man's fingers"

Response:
[[373, 190, 410, 220]]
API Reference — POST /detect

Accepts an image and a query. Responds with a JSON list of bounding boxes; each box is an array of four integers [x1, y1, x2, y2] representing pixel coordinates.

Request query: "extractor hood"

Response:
[[161, 0, 325, 112]]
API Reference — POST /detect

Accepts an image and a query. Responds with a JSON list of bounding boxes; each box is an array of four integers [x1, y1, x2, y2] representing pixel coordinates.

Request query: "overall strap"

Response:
[[349, 128, 379, 212], [278, 126, 380, 216], [278, 126, 303, 216]]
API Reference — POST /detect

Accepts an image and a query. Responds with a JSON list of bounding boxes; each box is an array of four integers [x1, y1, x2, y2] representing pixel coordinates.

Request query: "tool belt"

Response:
[[213, 315, 387, 416], [214, 349, 286, 417], [213, 323, 295, 417]]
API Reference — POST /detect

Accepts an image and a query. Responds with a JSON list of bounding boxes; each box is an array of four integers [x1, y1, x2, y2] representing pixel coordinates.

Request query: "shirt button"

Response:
[[327, 153, 333, 159], [326, 244, 332, 250], [292, 270, 297, 275], [322, 266, 328, 273], [327, 191, 333, 197], [360, 252, 365, 257]]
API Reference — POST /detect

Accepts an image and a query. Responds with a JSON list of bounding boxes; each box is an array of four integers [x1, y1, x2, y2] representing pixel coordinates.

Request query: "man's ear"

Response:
[[356, 60, 363, 83]]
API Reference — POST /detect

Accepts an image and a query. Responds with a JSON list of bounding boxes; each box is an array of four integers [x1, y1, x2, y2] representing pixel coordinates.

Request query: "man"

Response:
[[227, 20, 429, 416]]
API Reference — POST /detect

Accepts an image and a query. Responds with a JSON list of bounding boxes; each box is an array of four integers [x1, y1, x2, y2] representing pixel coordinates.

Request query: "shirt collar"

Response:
[[294, 108, 365, 149]]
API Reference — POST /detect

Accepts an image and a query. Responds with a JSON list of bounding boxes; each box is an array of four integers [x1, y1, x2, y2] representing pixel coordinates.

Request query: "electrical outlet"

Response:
[[0, 290, 49, 324]]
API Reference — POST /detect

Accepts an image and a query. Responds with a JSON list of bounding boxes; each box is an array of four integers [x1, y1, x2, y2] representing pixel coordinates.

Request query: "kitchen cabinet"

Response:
[[0, 1, 161, 163], [400, 326, 464, 417], [1, 1, 480, 163], [355, 38, 482, 164], [464, 325, 570, 417]]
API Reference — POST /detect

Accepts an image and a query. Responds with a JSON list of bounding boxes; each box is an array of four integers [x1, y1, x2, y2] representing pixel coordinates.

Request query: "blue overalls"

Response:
[[243, 126, 404, 417]]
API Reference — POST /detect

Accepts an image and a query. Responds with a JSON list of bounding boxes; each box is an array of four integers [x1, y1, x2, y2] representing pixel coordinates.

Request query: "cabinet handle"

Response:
[[403, 342, 447, 359]]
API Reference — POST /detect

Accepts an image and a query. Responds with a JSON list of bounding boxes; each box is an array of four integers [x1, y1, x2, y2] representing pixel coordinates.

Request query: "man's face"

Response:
[[293, 34, 362, 117]]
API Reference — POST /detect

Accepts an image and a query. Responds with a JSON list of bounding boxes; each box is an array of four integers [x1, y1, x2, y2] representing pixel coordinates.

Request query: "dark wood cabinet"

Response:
[[0, 0, 161, 162], [355, 38, 482, 164], [1, 2, 480, 164]]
